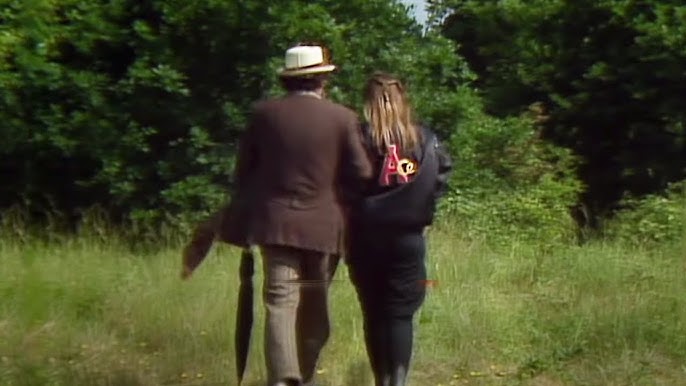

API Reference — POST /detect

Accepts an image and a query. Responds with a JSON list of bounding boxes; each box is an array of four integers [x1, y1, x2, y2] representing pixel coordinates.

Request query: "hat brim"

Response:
[[278, 64, 337, 77]]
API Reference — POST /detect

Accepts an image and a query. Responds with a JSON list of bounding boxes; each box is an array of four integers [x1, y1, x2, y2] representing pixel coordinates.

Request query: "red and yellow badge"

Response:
[[379, 144, 418, 186]]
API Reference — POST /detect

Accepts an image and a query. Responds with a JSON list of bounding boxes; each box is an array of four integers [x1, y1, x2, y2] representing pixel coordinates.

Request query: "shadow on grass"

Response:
[[236, 359, 371, 386]]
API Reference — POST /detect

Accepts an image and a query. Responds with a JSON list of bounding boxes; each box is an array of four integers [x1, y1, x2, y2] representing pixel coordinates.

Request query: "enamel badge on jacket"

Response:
[[379, 144, 418, 186]]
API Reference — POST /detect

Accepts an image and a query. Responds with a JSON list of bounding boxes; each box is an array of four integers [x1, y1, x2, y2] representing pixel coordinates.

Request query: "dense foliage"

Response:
[[1, 0, 579, 239], [437, 89, 582, 244], [604, 181, 686, 246], [0, 0, 466, 226], [430, 0, 686, 226], [2, 0, 682, 243]]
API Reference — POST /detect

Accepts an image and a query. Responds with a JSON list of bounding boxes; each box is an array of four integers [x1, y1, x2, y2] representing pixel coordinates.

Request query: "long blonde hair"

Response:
[[363, 72, 421, 154]]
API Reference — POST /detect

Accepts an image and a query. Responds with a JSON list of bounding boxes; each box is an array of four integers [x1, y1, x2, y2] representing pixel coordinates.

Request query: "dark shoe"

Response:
[[273, 379, 301, 386], [380, 374, 391, 386], [390, 366, 407, 386]]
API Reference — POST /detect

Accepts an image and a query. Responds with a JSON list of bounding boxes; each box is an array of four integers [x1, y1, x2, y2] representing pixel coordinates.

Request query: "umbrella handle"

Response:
[[236, 248, 255, 385], [239, 249, 255, 282]]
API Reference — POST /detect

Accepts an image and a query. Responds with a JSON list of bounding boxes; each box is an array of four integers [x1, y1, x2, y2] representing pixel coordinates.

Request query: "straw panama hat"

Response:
[[279, 45, 337, 77]]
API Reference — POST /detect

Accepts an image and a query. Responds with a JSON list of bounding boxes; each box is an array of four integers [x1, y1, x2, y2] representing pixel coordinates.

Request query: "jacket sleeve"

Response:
[[232, 106, 261, 191], [434, 137, 453, 200], [339, 114, 374, 204]]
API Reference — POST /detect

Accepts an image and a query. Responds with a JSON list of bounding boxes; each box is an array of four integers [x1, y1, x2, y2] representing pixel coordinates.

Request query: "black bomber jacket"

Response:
[[352, 124, 453, 228]]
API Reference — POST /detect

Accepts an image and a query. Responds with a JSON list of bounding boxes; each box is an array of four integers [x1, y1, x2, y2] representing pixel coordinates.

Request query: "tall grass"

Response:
[[1, 220, 685, 385]]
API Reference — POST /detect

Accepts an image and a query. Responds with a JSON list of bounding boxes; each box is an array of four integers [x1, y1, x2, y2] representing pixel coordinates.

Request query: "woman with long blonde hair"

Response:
[[346, 73, 453, 386]]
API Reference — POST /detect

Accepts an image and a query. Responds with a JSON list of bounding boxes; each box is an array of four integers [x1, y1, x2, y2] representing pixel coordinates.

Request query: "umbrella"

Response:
[[180, 215, 219, 279], [235, 247, 255, 385]]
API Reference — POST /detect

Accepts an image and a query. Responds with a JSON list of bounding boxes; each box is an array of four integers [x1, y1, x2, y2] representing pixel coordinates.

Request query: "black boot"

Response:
[[370, 370, 390, 386], [390, 365, 407, 386], [273, 378, 302, 386]]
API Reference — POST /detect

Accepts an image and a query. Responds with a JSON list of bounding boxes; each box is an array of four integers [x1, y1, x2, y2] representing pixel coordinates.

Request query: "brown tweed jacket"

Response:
[[181, 94, 372, 274], [227, 93, 373, 255]]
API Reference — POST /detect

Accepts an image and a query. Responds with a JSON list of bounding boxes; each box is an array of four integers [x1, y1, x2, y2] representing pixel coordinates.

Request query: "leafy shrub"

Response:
[[604, 181, 686, 246], [432, 0, 686, 223], [437, 94, 582, 245]]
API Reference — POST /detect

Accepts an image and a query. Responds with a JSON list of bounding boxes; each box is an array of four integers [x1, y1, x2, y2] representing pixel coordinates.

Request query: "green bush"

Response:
[[437, 93, 582, 244], [432, 0, 686, 223], [604, 181, 686, 246]]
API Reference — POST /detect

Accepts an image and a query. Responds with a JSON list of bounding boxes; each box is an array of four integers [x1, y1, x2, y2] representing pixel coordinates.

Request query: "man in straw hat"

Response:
[[249, 43, 372, 386], [183, 43, 373, 386]]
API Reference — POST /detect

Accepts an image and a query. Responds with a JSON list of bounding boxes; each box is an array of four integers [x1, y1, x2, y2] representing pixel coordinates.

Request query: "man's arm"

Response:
[[233, 106, 261, 190], [340, 114, 373, 203], [346, 117, 374, 180]]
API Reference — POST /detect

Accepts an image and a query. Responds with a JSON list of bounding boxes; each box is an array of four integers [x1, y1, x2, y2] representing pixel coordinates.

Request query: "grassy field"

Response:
[[1, 227, 685, 386]]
